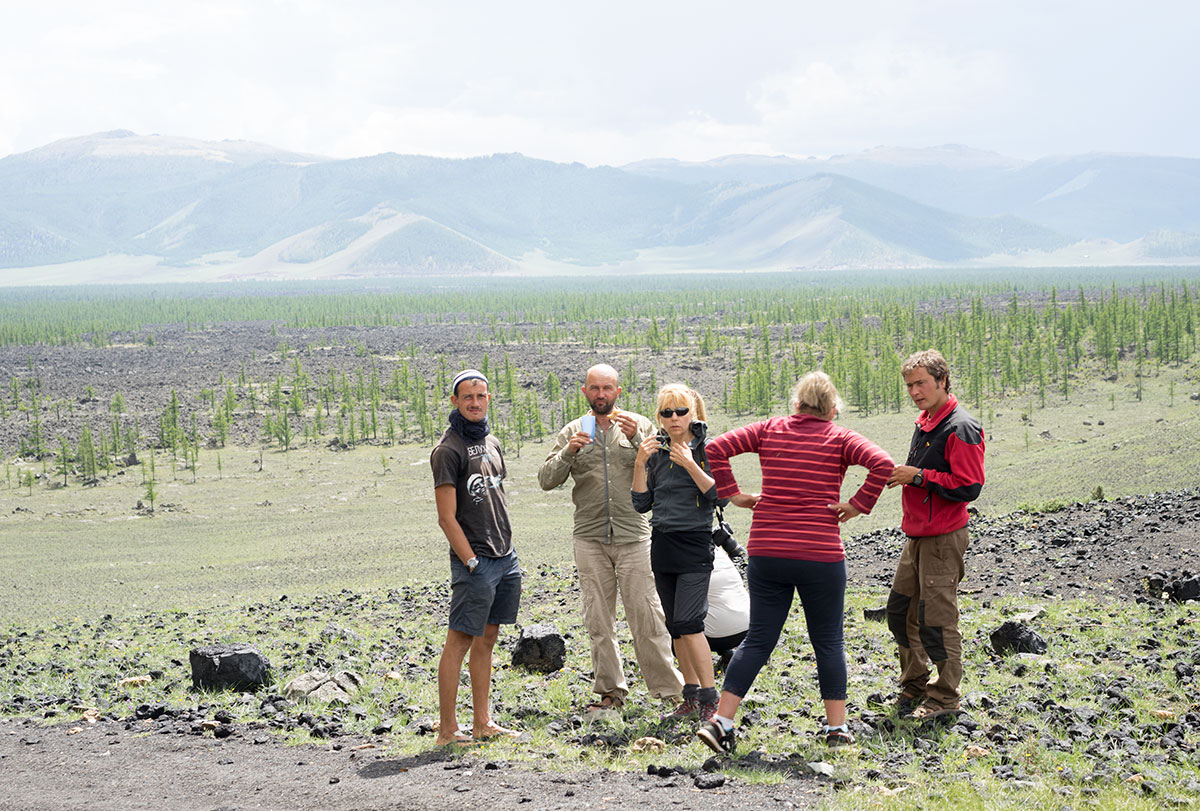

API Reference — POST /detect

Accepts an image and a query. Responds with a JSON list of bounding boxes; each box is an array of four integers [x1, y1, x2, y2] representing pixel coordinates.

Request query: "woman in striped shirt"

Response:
[[697, 371, 893, 753]]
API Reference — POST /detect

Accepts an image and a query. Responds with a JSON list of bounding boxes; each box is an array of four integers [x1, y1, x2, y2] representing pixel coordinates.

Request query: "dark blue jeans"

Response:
[[722, 556, 847, 701]]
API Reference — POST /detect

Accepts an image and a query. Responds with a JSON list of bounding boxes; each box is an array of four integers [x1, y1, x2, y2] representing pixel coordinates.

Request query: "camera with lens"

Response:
[[712, 508, 744, 558]]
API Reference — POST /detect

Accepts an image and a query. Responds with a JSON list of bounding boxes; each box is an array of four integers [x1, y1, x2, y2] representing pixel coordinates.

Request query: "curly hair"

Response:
[[901, 349, 951, 394]]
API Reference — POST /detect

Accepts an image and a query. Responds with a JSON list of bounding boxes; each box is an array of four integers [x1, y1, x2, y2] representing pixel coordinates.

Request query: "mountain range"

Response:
[[1, 131, 1198, 284]]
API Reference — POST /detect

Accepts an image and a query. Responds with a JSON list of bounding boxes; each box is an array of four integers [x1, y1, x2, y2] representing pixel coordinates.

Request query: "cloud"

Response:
[[1, 2, 1199, 162], [750, 39, 1016, 154]]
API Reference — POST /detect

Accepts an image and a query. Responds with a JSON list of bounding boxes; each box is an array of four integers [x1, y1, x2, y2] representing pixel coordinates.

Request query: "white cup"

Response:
[[580, 414, 596, 439]]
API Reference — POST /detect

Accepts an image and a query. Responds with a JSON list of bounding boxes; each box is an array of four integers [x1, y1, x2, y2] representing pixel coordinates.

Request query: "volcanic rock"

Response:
[[189, 644, 272, 691], [1170, 576, 1200, 602], [989, 622, 1048, 655], [862, 607, 886, 622], [283, 669, 364, 705], [511, 624, 567, 673]]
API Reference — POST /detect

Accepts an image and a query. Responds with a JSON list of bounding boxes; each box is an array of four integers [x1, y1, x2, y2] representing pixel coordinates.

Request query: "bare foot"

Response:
[[473, 722, 520, 740], [436, 729, 480, 747]]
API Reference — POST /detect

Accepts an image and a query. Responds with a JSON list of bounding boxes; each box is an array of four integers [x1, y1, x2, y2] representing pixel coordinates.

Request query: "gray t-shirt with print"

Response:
[[430, 428, 513, 558]]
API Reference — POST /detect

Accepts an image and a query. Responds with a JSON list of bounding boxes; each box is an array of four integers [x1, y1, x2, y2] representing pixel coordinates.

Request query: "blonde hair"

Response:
[[655, 384, 707, 424], [791, 371, 844, 418]]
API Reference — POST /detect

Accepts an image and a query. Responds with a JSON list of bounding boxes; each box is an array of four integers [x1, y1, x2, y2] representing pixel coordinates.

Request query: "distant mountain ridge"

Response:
[[1, 131, 1197, 283]]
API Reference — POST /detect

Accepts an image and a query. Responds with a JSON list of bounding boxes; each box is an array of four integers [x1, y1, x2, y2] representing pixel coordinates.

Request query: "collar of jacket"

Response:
[[916, 394, 959, 432]]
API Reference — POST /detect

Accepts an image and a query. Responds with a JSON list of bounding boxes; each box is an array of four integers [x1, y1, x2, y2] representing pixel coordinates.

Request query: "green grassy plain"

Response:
[[2, 362, 1197, 622]]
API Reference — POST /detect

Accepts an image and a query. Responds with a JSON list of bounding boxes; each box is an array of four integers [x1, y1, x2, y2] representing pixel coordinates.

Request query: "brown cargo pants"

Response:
[[886, 527, 969, 708]]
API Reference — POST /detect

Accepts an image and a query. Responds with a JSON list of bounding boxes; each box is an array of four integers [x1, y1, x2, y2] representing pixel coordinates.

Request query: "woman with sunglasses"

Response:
[[696, 371, 893, 753], [632, 384, 723, 724]]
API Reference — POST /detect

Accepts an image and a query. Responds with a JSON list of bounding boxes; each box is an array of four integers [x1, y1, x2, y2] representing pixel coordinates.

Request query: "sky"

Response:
[[2, 1, 1196, 166]]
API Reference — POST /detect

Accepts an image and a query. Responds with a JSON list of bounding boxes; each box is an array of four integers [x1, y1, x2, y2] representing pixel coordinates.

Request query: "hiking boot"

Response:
[[909, 698, 961, 721], [698, 700, 719, 723], [824, 725, 856, 747], [697, 719, 736, 755], [894, 682, 926, 715], [660, 696, 699, 721]]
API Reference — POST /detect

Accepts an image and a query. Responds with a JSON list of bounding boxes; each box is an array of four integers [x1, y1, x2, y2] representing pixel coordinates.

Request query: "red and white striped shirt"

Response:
[[706, 415, 894, 562]]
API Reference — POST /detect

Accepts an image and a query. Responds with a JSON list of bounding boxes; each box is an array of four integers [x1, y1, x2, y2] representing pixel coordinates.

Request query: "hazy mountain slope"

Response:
[[351, 218, 516, 274], [0, 131, 328, 265], [273, 152, 704, 263], [1005, 155, 1200, 241], [624, 148, 1200, 245], [664, 174, 1068, 265], [0, 131, 1194, 280]]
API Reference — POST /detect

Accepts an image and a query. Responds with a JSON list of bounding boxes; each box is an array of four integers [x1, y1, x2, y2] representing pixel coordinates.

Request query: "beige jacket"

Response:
[[537, 412, 656, 544]]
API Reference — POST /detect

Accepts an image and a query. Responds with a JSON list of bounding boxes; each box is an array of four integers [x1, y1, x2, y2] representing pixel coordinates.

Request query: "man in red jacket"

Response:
[[885, 350, 985, 720]]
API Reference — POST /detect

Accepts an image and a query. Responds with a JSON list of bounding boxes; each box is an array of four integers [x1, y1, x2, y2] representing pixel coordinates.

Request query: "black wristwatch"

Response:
[[912, 470, 924, 487]]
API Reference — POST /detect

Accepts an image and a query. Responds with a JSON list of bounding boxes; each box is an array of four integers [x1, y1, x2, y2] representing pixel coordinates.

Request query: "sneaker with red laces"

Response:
[[697, 719, 736, 755], [698, 700, 719, 723], [660, 697, 700, 721], [824, 724, 856, 747]]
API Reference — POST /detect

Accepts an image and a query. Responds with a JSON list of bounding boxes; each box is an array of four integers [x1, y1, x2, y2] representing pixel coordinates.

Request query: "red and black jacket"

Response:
[[900, 395, 985, 537]]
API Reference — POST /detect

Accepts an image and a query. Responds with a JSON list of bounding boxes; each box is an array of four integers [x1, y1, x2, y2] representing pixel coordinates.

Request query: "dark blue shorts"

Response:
[[448, 550, 522, 637]]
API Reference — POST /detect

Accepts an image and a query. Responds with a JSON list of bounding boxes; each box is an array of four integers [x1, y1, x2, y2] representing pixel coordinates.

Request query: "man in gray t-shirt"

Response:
[[430, 369, 521, 746], [430, 430, 512, 558]]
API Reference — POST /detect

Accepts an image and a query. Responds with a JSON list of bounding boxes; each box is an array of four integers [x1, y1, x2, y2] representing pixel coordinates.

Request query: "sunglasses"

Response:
[[659, 407, 690, 418]]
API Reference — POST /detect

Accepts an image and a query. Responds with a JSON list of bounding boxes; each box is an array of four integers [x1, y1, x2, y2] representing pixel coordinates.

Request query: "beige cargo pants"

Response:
[[573, 537, 683, 702]]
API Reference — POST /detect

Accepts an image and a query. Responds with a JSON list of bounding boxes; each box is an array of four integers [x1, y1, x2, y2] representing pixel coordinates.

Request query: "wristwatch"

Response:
[[466, 556, 479, 573], [912, 470, 924, 487]]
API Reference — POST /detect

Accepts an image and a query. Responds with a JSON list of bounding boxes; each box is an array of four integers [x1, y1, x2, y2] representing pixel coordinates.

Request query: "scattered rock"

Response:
[[693, 773, 726, 789], [808, 761, 836, 778], [189, 644, 271, 692], [630, 736, 665, 753], [1009, 607, 1046, 623], [862, 607, 886, 622], [989, 622, 1048, 655], [134, 703, 167, 720], [284, 669, 364, 705], [511, 624, 567, 673], [963, 691, 995, 710]]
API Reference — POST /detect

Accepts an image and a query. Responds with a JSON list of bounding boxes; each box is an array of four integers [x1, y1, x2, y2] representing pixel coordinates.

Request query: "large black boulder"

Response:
[[190, 644, 272, 691], [1171, 576, 1200, 602], [511, 624, 566, 673], [989, 622, 1048, 655]]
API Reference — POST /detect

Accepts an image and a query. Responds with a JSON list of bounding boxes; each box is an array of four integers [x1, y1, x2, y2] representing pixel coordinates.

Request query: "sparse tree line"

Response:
[[2, 275, 1197, 497]]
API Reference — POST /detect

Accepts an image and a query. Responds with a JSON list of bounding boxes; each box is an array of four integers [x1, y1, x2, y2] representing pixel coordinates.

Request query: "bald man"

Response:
[[538, 364, 683, 711]]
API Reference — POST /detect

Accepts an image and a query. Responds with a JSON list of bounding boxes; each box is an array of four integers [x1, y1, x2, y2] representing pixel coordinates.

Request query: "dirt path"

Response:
[[1, 717, 826, 811]]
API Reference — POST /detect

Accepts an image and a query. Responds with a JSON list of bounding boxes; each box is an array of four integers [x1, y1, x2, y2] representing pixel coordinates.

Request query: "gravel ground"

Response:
[[0, 716, 826, 811], [3, 489, 1199, 810]]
